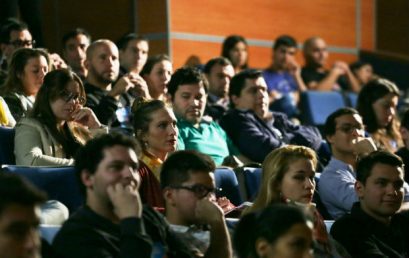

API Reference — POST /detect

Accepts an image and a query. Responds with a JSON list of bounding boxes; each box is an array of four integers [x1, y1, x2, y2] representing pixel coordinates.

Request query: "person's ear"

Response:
[[400, 127, 408, 140], [231, 94, 240, 107], [81, 170, 94, 189], [84, 59, 90, 70], [355, 181, 365, 199], [163, 187, 177, 207], [255, 238, 272, 257]]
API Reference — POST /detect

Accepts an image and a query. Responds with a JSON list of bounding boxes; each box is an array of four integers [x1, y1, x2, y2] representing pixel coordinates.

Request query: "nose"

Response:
[[169, 123, 178, 135], [305, 177, 315, 190]]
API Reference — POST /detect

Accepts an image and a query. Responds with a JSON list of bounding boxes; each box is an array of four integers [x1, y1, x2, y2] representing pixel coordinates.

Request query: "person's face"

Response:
[[232, 76, 269, 116], [63, 34, 90, 72], [143, 60, 173, 99], [0, 204, 41, 258], [2, 29, 33, 62], [273, 45, 297, 70], [305, 38, 328, 67], [206, 63, 234, 98], [86, 42, 119, 85], [354, 64, 373, 85], [166, 171, 215, 225], [83, 145, 140, 207], [142, 107, 178, 160], [20, 56, 49, 96], [50, 80, 85, 123], [327, 113, 365, 155], [171, 83, 207, 125], [372, 93, 398, 128], [256, 223, 314, 258], [279, 158, 315, 204], [356, 163, 404, 222], [119, 39, 149, 73], [229, 41, 248, 68]]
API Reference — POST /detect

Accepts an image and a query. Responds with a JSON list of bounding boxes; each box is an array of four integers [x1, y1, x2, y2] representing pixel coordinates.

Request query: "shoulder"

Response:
[[16, 117, 43, 128]]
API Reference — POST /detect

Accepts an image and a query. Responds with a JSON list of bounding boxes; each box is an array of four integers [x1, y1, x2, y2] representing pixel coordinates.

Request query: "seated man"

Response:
[[262, 35, 307, 118], [203, 57, 235, 121], [168, 67, 244, 166], [116, 33, 149, 76], [301, 37, 360, 92], [0, 172, 46, 258], [161, 150, 232, 258], [52, 133, 194, 258], [319, 107, 377, 219], [330, 151, 409, 257], [220, 69, 322, 163]]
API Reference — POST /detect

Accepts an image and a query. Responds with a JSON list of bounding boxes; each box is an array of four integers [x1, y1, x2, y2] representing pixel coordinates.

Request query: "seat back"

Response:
[[242, 167, 262, 201], [1, 165, 83, 213], [300, 91, 346, 127], [214, 167, 242, 206], [0, 126, 15, 165], [40, 225, 61, 244]]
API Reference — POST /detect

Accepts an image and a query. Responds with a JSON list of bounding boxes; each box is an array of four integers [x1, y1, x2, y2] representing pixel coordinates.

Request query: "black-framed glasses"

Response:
[[60, 90, 86, 105], [170, 184, 221, 199], [336, 124, 364, 134], [8, 39, 35, 48]]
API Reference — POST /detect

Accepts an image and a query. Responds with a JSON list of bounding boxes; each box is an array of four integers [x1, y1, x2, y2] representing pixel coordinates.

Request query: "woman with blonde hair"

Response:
[[246, 145, 349, 258]]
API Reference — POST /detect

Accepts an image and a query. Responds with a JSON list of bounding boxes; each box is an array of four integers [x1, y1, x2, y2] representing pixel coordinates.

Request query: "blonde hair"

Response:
[[244, 145, 317, 215]]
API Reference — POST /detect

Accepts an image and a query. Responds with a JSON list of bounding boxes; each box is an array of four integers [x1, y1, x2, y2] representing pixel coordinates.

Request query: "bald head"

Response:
[[303, 37, 328, 68]]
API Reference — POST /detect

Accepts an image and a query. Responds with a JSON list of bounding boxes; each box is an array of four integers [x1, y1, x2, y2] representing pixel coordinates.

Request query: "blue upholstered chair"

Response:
[[0, 126, 15, 166], [1, 165, 83, 213], [40, 225, 61, 244], [214, 167, 243, 206]]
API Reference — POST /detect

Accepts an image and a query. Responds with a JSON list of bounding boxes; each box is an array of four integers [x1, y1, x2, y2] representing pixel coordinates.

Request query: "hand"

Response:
[[107, 183, 142, 219], [71, 106, 102, 129], [332, 61, 349, 76], [195, 198, 224, 226], [286, 59, 300, 76], [127, 73, 152, 99], [108, 76, 135, 99], [50, 53, 68, 70], [353, 137, 377, 155]]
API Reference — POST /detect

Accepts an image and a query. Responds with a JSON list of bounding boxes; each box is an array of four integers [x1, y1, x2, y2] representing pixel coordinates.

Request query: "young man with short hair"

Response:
[[116, 33, 149, 76], [330, 151, 409, 257], [52, 133, 194, 258], [62, 28, 91, 80], [161, 150, 232, 258]]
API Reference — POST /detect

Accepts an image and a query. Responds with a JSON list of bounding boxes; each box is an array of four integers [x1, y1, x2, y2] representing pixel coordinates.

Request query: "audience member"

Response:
[[349, 61, 375, 88], [220, 69, 322, 163], [15, 69, 105, 166], [330, 151, 409, 257], [319, 108, 377, 219], [84, 39, 148, 130], [52, 133, 194, 257], [140, 54, 172, 101], [263, 35, 307, 118], [0, 95, 15, 126], [234, 204, 314, 258], [168, 67, 243, 166], [396, 108, 409, 183], [203, 57, 235, 121], [221, 35, 248, 74], [301, 36, 360, 92], [132, 98, 178, 208], [0, 172, 46, 258], [61, 28, 91, 80], [161, 150, 232, 257], [245, 145, 348, 257], [117, 33, 149, 76], [357, 78, 403, 153], [1, 48, 49, 122]]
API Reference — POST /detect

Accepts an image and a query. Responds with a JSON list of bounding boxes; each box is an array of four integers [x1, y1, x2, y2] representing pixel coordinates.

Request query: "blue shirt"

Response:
[[319, 158, 358, 219], [262, 70, 297, 94]]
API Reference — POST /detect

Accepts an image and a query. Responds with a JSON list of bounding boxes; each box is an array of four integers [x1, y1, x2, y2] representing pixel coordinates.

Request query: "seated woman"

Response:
[[0, 96, 16, 127], [234, 204, 314, 258], [132, 98, 178, 208], [244, 145, 349, 257], [357, 78, 403, 153], [15, 68, 106, 166], [140, 54, 173, 101], [1, 48, 50, 122], [221, 35, 249, 74]]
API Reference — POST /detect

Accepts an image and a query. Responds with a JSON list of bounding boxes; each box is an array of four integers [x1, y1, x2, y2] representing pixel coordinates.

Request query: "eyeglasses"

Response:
[[60, 90, 86, 105], [8, 39, 35, 48], [336, 124, 364, 134], [170, 184, 221, 199]]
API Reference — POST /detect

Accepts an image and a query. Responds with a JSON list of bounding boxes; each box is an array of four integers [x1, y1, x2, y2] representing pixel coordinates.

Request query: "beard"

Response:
[[89, 65, 118, 85]]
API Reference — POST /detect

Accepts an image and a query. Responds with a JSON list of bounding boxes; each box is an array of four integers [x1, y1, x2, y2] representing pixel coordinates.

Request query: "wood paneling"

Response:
[[137, 0, 167, 34], [361, 0, 375, 50]]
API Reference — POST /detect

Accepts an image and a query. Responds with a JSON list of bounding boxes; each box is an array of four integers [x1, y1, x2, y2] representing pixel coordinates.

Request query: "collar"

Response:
[[140, 152, 163, 180]]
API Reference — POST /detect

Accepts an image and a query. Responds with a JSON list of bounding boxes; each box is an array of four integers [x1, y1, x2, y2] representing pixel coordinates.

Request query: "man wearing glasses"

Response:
[[319, 107, 378, 219], [161, 150, 232, 258]]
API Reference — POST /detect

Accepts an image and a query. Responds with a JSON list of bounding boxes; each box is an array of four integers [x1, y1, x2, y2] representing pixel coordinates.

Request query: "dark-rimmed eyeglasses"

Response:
[[60, 91, 86, 105], [170, 184, 221, 199], [336, 124, 364, 134], [8, 39, 35, 48]]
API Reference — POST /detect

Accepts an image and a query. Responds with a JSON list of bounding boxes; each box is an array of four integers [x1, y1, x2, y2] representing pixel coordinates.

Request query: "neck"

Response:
[[332, 150, 358, 169], [360, 203, 391, 225], [87, 194, 119, 223], [165, 208, 189, 226], [146, 148, 167, 162], [86, 75, 111, 91]]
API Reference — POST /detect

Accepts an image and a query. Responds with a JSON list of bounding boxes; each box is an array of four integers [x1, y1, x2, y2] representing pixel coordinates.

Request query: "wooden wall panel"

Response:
[[360, 0, 375, 50], [137, 0, 167, 34], [171, 0, 357, 47]]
